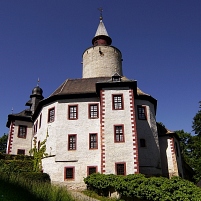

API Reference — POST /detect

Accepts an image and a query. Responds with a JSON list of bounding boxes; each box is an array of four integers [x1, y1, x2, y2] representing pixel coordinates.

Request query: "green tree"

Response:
[[176, 102, 201, 182], [0, 134, 8, 153], [192, 101, 201, 136]]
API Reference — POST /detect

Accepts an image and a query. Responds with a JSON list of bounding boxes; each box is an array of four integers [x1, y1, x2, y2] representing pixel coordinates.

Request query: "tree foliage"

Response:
[[176, 102, 201, 183], [192, 101, 201, 136], [0, 134, 8, 153]]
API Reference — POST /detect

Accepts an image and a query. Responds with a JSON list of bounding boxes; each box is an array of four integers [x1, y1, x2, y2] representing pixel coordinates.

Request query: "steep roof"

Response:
[[94, 20, 109, 37], [6, 110, 32, 127], [49, 76, 148, 97]]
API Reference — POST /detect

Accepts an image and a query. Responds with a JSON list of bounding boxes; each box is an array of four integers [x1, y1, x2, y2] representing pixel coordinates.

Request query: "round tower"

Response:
[[82, 16, 123, 78]]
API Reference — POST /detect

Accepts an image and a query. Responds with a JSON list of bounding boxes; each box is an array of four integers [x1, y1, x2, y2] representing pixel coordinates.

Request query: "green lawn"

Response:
[[0, 180, 43, 201]]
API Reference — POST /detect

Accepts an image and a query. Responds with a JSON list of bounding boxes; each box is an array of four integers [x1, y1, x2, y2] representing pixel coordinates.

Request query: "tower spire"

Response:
[[92, 9, 112, 46]]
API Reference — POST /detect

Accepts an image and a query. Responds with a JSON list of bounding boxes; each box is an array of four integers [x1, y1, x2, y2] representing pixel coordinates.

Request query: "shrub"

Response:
[[84, 173, 201, 201]]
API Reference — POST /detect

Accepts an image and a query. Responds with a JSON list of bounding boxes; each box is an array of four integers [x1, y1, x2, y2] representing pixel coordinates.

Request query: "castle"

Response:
[[6, 15, 185, 189]]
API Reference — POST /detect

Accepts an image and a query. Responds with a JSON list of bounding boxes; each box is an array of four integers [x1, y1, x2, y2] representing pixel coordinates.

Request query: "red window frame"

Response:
[[137, 105, 147, 120], [68, 105, 78, 120], [88, 104, 99, 119], [18, 125, 27, 138], [48, 107, 55, 123], [115, 162, 126, 175], [68, 134, 77, 150], [64, 166, 75, 180], [89, 133, 98, 149], [87, 166, 97, 176], [112, 94, 124, 110], [114, 125, 125, 143]]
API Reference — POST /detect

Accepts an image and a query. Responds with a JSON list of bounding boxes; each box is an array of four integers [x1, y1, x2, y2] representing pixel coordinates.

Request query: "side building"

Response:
[[6, 16, 185, 189]]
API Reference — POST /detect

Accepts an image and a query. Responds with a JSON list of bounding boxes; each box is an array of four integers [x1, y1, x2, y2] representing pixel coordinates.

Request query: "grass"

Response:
[[0, 173, 75, 201], [0, 179, 43, 201]]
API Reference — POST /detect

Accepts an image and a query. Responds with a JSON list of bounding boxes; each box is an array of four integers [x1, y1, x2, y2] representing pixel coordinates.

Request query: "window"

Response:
[[39, 113, 42, 128], [89, 133, 98, 149], [137, 106, 146, 120], [18, 125, 27, 138], [38, 141, 41, 151], [87, 166, 97, 176], [140, 139, 146, 147], [114, 125, 124, 142], [34, 120, 38, 134], [68, 134, 76, 150], [89, 104, 98, 118], [48, 107, 55, 123], [64, 167, 75, 180], [175, 142, 179, 157], [113, 94, 123, 110], [115, 163, 126, 175], [17, 149, 25, 155], [68, 105, 78, 120]]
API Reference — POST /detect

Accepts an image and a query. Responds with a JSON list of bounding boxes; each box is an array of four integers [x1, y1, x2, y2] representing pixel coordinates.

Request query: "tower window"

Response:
[[140, 139, 146, 147], [68, 134, 77, 150], [68, 105, 78, 120], [18, 125, 27, 138], [112, 94, 124, 110], [39, 113, 42, 128], [114, 125, 124, 142], [48, 107, 55, 123], [115, 163, 126, 175], [89, 104, 99, 119], [137, 106, 146, 120]]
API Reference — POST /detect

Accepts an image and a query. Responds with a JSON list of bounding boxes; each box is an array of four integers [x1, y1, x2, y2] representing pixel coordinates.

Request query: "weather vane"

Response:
[[98, 7, 103, 20], [37, 78, 40, 86]]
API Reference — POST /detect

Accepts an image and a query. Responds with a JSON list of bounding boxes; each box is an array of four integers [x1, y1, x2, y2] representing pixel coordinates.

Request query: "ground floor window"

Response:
[[115, 162, 126, 175], [87, 166, 97, 176], [17, 149, 25, 155], [64, 167, 75, 180]]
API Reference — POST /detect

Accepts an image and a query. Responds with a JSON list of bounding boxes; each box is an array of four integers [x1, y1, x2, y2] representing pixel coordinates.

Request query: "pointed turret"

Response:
[[92, 16, 112, 46]]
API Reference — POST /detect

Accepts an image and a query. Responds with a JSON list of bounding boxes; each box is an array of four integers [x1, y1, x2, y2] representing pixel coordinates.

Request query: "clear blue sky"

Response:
[[0, 0, 201, 137]]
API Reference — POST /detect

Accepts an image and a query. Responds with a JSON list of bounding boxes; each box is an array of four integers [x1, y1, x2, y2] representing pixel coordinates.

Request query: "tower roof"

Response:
[[92, 16, 112, 46], [94, 19, 109, 37]]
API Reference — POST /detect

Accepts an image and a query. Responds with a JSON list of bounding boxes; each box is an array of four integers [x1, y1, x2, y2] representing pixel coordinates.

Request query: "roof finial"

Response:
[[98, 7, 103, 21]]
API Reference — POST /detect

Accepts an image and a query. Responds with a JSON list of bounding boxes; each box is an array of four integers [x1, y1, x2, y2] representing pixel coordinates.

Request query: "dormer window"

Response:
[[112, 73, 121, 82]]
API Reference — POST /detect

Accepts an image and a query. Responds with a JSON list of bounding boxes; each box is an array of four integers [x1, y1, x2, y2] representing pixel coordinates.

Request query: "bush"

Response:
[[84, 173, 201, 201], [20, 172, 51, 182]]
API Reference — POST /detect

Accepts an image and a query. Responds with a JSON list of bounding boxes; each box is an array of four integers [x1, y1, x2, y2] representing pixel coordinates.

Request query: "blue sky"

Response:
[[0, 0, 201, 137]]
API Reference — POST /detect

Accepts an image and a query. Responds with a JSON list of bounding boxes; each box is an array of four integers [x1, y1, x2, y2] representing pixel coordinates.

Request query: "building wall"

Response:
[[159, 135, 183, 178], [82, 46, 122, 78], [8, 120, 33, 155], [35, 98, 101, 188], [100, 88, 139, 174], [135, 99, 161, 175]]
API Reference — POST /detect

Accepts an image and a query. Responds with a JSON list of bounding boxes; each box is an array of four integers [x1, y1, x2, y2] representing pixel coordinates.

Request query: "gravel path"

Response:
[[69, 191, 100, 201]]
